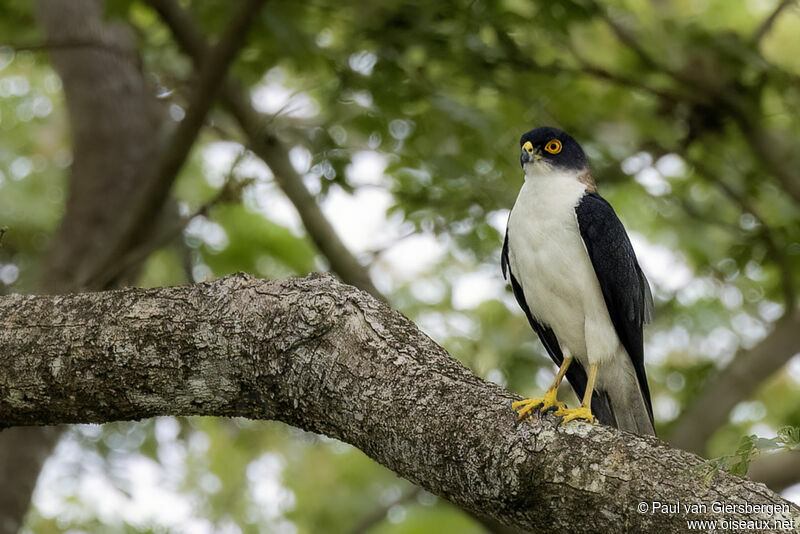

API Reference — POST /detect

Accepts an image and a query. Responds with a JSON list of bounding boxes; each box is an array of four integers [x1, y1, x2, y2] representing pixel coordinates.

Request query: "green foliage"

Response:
[[701, 426, 800, 481], [0, 43, 67, 291], [0, 1, 40, 44], [200, 204, 317, 278]]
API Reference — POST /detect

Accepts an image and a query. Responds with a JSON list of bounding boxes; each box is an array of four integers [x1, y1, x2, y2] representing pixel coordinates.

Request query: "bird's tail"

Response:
[[593, 379, 655, 436]]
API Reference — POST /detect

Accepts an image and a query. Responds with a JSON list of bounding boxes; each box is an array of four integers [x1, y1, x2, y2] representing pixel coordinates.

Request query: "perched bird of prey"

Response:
[[502, 126, 655, 435]]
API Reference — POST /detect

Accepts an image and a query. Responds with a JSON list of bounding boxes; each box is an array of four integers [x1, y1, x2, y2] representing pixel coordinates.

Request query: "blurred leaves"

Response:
[[702, 425, 800, 480], [199, 203, 316, 277]]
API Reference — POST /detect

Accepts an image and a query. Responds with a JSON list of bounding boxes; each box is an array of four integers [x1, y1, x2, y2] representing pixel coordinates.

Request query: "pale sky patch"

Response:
[[375, 232, 447, 283], [452, 269, 505, 310], [629, 233, 694, 293], [322, 184, 395, 252], [250, 69, 319, 118], [346, 150, 388, 186]]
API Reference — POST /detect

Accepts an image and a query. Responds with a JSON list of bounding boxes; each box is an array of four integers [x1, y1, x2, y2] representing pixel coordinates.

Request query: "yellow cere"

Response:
[[545, 139, 562, 154], [522, 141, 534, 154]]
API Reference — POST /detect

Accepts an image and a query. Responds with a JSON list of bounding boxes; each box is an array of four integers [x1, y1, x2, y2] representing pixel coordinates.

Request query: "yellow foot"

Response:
[[511, 389, 566, 420], [554, 406, 597, 425]]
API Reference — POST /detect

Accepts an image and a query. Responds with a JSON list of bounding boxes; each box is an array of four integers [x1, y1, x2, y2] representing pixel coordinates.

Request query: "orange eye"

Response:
[[545, 139, 562, 154]]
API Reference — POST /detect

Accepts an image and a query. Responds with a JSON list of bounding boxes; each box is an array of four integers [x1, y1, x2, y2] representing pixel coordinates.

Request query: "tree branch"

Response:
[[3, 38, 130, 59], [749, 452, 800, 492], [586, 0, 662, 71], [732, 117, 800, 206], [145, 0, 385, 302], [668, 312, 800, 454], [35, 0, 165, 293], [82, 0, 267, 290], [0, 274, 796, 532], [111, 173, 253, 284], [0, 1, 172, 530], [587, 0, 800, 206], [753, 0, 796, 44]]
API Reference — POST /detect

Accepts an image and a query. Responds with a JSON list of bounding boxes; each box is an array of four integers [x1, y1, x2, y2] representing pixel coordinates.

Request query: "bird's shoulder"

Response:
[[574, 191, 618, 222]]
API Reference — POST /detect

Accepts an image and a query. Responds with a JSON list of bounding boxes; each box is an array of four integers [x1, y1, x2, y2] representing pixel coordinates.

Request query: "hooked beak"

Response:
[[520, 145, 540, 167], [520, 149, 533, 166]]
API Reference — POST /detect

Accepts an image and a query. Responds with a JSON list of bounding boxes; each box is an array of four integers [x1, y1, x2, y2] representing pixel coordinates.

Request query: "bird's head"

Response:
[[519, 127, 588, 174]]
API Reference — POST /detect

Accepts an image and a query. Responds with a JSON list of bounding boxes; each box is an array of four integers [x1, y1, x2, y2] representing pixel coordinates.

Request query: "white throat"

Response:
[[522, 162, 583, 182], [515, 167, 587, 215]]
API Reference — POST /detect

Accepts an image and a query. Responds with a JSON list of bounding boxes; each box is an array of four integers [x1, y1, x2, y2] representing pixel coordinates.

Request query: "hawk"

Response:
[[502, 127, 655, 435]]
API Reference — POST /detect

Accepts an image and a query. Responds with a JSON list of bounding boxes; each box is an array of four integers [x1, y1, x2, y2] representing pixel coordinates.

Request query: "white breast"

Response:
[[506, 170, 620, 368]]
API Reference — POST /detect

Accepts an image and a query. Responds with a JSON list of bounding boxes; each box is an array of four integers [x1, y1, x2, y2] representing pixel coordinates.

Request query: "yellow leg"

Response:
[[512, 357, 572, 420], [555, 362, 598, 424]]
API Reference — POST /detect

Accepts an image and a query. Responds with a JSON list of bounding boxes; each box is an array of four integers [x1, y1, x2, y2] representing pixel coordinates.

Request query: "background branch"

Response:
[[753, 0, 796, 44], [0, 1, 174, 530], [111, 174, 253, 284], [0, 274, 796, 533], [668, 312, 800, 454], [83, 0, 267, 290], [748, 452, 800, 492], [587, 0, 662, 71], [587, 0, 800, 206], [2, 39, 130, 59], [145, 0, 385, 302]]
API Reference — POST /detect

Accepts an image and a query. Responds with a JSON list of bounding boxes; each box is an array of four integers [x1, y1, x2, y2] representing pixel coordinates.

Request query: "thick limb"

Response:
[[512, 356, 572, 419], [555, 362, 598, 424]]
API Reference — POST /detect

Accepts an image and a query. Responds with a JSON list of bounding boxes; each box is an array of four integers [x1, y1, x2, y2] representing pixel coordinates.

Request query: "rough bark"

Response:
[[0, 2, 167, 532], [668, 312, 800, 454], [0, 274, 796, 533]]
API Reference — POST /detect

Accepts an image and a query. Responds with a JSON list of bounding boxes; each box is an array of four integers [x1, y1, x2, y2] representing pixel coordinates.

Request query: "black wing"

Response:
[[574, 192, 654, 423], [502, 230, 615, 424]]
